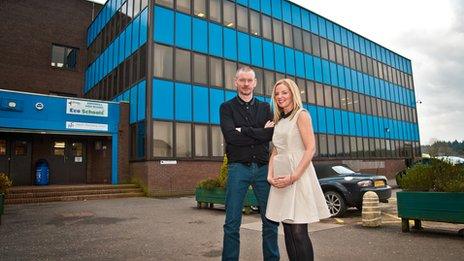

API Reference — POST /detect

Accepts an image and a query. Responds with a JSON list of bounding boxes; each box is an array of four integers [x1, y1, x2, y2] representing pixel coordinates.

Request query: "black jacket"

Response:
[[220, 96, 274, 165]]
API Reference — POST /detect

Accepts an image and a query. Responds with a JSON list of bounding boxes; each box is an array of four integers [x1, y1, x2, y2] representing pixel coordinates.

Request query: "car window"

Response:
[[332, 166, 355, 174]]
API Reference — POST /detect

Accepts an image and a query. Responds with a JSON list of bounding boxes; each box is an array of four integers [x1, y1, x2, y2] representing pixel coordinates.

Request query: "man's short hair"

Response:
[[235, 66, 256, 78]]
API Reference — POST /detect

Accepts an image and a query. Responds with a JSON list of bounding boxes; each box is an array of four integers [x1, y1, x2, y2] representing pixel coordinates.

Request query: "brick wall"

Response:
[[0, 0, 98, 96], [118, 102, 130, 183]]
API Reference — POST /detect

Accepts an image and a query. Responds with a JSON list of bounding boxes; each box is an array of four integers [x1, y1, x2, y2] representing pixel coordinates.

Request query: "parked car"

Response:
[[314, 163, 392, 217]]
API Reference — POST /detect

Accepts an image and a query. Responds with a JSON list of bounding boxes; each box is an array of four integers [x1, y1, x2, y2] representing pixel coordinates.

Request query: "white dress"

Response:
[[266, 108, 331, 224]]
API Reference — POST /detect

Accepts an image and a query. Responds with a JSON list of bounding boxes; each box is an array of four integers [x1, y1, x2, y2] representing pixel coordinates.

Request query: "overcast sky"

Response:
[[92, 0, 463, 144]]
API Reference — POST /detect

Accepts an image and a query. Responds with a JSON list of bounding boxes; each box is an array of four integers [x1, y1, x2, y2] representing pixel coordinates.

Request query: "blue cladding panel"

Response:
[[337, 65, 345, 88], [282, 1, 292, 24], [131, 15, 140, 53], [333, 24, 341, 44], [152, 79, 174, 120], [301, 9, 310, 31], [348, 112, 356, 136], [250, 36, 263, 67], [309, 12, 318, 34], [209, 88, 224, 124], [285, 47, 295, 75], [193, 85, 209, 123], [271, 0, 282, 19], [330, 62, 338, 86], [249, 0, 260, 11], [361, 115, 368, 136], [237, 32, 251, 64], [318, 16, 326, 38], [154, 7, 174, 45], [175, 13, 192, 49], [355, 113, 362, 136], [225, 90, 236, 101], [313, 57, 322, 82], [209, 23, 223, 57], [295, 51, 305, 78], [321, 59, 330, 85], [224, 28, 237, 60], [130, 86, 137, 124], [307, 105, 318, 132], [236, 0, 248, 6], [351, 70, 358, 92], [193, 18, 208, 53], [304, 54, 314, 80], [137, 81, 146, 121], [334, 109, 342, 135], [317, 107, 326, 133], [341, 111, 349, 135], [261, 0, 271, 15], [274, 44, 285, 73], [326, 108, 334, 134], [291, 5, 301, 27], [175, 83, 192, 121], [326, 20, 334, 41], [263, 40, 275, 69]]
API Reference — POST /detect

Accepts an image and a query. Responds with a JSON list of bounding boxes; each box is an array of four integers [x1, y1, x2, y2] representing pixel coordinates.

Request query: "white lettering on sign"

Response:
[[66, 121, 108, 131], [66, 99, 108, 117], [160, 160, 178, 165]]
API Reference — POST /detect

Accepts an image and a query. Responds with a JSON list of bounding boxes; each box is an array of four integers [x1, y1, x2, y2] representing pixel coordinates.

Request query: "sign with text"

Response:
[[66, 99, 108, 117], [66, 121, 108, 131]]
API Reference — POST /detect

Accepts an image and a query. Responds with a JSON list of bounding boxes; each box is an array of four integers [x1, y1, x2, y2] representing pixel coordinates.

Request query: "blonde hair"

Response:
[[271, 78, 303, 123]]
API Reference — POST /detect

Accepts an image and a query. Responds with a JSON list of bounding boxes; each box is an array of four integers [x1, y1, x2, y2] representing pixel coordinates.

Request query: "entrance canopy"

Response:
[[0, 89, 122, 184]]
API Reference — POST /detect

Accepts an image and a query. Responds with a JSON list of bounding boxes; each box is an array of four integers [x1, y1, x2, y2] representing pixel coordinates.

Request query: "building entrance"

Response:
[[47, 139, 87, 184], [0, 135, 33, 185]]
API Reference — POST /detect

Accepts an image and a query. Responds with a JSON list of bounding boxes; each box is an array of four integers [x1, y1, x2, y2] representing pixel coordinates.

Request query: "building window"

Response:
[[327, 135, 336, 157], [175, 49, 191, 82], [155, 0, 173, 8], [293, 27, 303, 51], [254, 68, 264, 95], [51, 44, 78, 69], [211, 125, 224, 156], [193, 53, 207, 85], [176, 123, 192, 157], [311, 34, 320, 56], [296, 78, 306, 102], [262, 15, 272, 40], [315, 83, 324, 106], [272, 19, 283, 44], [318, 134, 328, 157], [250, 10, 260, 36], [283, 23, 293, 47], [302, 31, 311, 53], [210, 57, 223, 87], [193, 0, 206, 18], [177, 0, 191, 14], [236, 5, 248, 33], [332, 87, 340, 109], [154, 44, 173, 79], [320, 38, 328, 60], [53, 141, 66, 156], [224, 60, 236, 90], [209, 0, 221, 23], [264, 70, 275, 96], [153, 121, 173, 157], [324, 85, 332, 107], [195, 124, 209, 156], [307, 81, 316, 104], [223, 0, 235, 28]]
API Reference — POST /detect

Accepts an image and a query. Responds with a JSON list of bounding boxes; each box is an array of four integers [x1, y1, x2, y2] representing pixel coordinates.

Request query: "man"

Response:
[[220, 66, 279, 261]]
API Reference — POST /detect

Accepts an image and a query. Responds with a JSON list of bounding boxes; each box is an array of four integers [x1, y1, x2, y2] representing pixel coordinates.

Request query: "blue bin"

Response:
[[35, 160, 49, 186]]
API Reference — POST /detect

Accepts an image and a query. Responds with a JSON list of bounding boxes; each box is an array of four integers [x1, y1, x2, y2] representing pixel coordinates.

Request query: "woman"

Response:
[[266, 78, 331, 261]]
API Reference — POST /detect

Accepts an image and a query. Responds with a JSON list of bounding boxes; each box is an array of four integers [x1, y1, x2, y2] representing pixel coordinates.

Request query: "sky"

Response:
[[92, 0, 464, 144]]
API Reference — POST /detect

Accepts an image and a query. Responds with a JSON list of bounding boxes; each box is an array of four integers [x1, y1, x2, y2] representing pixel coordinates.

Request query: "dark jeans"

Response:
[[222, 163, 280, 261]]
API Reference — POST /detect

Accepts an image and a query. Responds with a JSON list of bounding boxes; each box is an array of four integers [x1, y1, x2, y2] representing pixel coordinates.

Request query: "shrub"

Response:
[[399, 159, 464, 192], [0, 173, 12, 194], [197, 154, 228, 190]]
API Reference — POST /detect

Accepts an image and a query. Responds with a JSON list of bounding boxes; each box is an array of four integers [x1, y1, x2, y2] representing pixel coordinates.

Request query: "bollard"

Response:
[[362, 191, 381, 227]]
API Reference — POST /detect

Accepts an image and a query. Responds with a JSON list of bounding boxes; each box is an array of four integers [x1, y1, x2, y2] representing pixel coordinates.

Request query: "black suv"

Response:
[[314, 163, 392, 217]]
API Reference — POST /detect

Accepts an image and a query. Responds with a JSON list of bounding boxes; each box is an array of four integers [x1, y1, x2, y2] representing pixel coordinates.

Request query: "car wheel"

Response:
[[324, 191, 347, 217]]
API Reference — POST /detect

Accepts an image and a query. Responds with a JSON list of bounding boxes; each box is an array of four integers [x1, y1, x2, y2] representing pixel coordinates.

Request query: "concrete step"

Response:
[[7, 184, 138, 194], [5, 192, 145, 204], [5, 188, 143, 199]]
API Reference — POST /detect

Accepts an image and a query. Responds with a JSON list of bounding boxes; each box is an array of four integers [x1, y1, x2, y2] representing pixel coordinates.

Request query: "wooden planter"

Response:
[[195, 187, 258, 214], [0, 193, 4, 225], [397, 191, 464, 232]]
